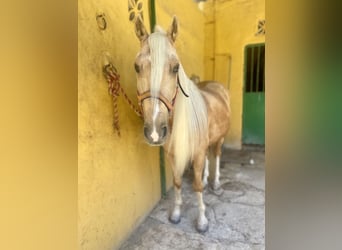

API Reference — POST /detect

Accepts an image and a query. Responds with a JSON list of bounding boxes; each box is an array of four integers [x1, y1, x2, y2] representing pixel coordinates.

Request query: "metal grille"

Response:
[[245, 44, 265, 93]]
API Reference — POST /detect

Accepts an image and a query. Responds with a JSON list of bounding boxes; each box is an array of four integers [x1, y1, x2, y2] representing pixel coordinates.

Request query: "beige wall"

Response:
[[78, 0, 205, 249], [202, 0, 265, 149]]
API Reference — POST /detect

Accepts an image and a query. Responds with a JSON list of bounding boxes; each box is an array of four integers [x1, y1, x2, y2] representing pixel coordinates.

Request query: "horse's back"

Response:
[[198, 81, 230, 145], [198, 81, 229, 105], [198, 81, 230, 115]]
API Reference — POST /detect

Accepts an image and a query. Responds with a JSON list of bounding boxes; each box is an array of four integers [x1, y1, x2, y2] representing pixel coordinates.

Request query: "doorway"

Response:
[[242, 44, 265, 145]]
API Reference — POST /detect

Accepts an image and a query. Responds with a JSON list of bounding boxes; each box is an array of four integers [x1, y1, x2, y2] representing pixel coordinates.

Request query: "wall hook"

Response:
[[96, 13, 107, 30]]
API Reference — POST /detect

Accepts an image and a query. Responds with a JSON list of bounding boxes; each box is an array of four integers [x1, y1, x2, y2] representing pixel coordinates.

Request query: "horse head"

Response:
[[134, 16, 179, 146]]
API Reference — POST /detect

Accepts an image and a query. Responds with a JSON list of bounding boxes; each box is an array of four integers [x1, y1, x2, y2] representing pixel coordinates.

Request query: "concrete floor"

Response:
[[120, 147, 265, 250]]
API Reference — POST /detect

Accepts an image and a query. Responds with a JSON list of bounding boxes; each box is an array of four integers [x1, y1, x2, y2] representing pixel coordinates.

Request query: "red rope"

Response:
[[103, 63, 143, 136]]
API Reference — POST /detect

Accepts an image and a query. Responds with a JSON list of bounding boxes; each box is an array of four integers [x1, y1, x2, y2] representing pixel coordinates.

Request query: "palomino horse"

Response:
[[134, 16, 230, 233]]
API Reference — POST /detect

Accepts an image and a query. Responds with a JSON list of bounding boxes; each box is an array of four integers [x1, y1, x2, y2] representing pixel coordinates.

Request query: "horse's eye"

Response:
[[172, 64, 179, 74], [134, 63, 140, 73]]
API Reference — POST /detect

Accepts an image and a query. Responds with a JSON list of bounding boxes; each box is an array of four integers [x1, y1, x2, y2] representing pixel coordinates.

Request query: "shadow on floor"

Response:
[[120, 146, 265, 250]]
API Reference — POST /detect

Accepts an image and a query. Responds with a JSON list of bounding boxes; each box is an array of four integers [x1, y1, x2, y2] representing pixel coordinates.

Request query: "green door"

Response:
[[242, 44, 265, 145]]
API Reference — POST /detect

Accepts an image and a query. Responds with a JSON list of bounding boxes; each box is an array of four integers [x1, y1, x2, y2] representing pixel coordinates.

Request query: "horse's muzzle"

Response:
[[143, 124, 168, 145]]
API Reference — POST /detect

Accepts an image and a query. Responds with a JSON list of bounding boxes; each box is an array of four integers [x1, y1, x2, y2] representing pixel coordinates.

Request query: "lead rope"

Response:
[[103, 63, 143, 136]]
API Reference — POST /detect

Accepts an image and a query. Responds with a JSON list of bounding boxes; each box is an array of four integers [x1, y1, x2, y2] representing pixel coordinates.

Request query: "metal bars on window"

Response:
[[245, 44, 265, 93]]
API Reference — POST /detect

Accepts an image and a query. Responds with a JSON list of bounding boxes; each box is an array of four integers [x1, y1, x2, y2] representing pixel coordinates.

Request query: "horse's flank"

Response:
[[198, 81, 231, 146]]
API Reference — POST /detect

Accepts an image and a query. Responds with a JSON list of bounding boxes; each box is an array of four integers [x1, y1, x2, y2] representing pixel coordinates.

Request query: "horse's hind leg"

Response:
[[193, 151, 209, 233], [213, 137, 224, 190], [202, 152, 209, 187]]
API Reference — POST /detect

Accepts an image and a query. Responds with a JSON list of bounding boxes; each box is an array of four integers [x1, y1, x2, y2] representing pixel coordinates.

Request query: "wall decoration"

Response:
[[256, 19, 265, 36], [128, 0, 144, 22]]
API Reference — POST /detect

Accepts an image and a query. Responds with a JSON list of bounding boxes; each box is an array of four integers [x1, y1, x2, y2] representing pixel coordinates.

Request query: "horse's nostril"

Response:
[[144, 126, 149, 139], [161, 126, 167, 138]]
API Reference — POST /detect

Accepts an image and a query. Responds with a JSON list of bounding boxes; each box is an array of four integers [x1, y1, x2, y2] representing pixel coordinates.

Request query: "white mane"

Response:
[[168, 64, 208, 174], [148, 28, 208, 174], [148, 29, 167, 98]]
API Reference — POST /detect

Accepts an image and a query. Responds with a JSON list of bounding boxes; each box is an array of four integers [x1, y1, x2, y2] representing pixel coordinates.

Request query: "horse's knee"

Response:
[[192, 181, 203, 192], [173, 178, 182, 189], [214, 138, 224, 156], [192, 166, 204, 192]]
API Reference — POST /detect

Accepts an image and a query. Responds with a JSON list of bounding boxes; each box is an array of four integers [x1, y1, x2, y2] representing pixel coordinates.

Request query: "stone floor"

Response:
[[120, 146, 265, 250]]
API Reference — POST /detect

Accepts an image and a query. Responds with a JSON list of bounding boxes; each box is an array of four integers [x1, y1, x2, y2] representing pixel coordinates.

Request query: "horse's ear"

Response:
[[134, 16, 149, 42], [167, 16, 178, 43]]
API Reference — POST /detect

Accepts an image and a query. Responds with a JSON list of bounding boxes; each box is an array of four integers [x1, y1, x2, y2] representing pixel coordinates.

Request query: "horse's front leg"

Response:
[[169, 176, 182, 224], [167, 155, 183, 224], [193, 152, 209, 233]]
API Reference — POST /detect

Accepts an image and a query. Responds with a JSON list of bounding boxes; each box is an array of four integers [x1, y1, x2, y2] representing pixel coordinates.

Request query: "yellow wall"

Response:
[[156, 1, 205, 80], [78, 1, 160, 249], [202, 0, 265, 149], [78, 0, 205, 249]]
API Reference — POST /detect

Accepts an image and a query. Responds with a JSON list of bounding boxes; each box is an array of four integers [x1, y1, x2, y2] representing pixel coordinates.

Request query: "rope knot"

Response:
[[104, 63, 120, 97], [103, 63, 143, 137]]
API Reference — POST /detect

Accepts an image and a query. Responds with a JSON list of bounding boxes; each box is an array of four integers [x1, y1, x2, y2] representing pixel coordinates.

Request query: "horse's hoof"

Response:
[[196, 222, 209, 233], [169, 214, 181, 224], [212, 180, 221, 190], [196, 216, 209, 233]]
